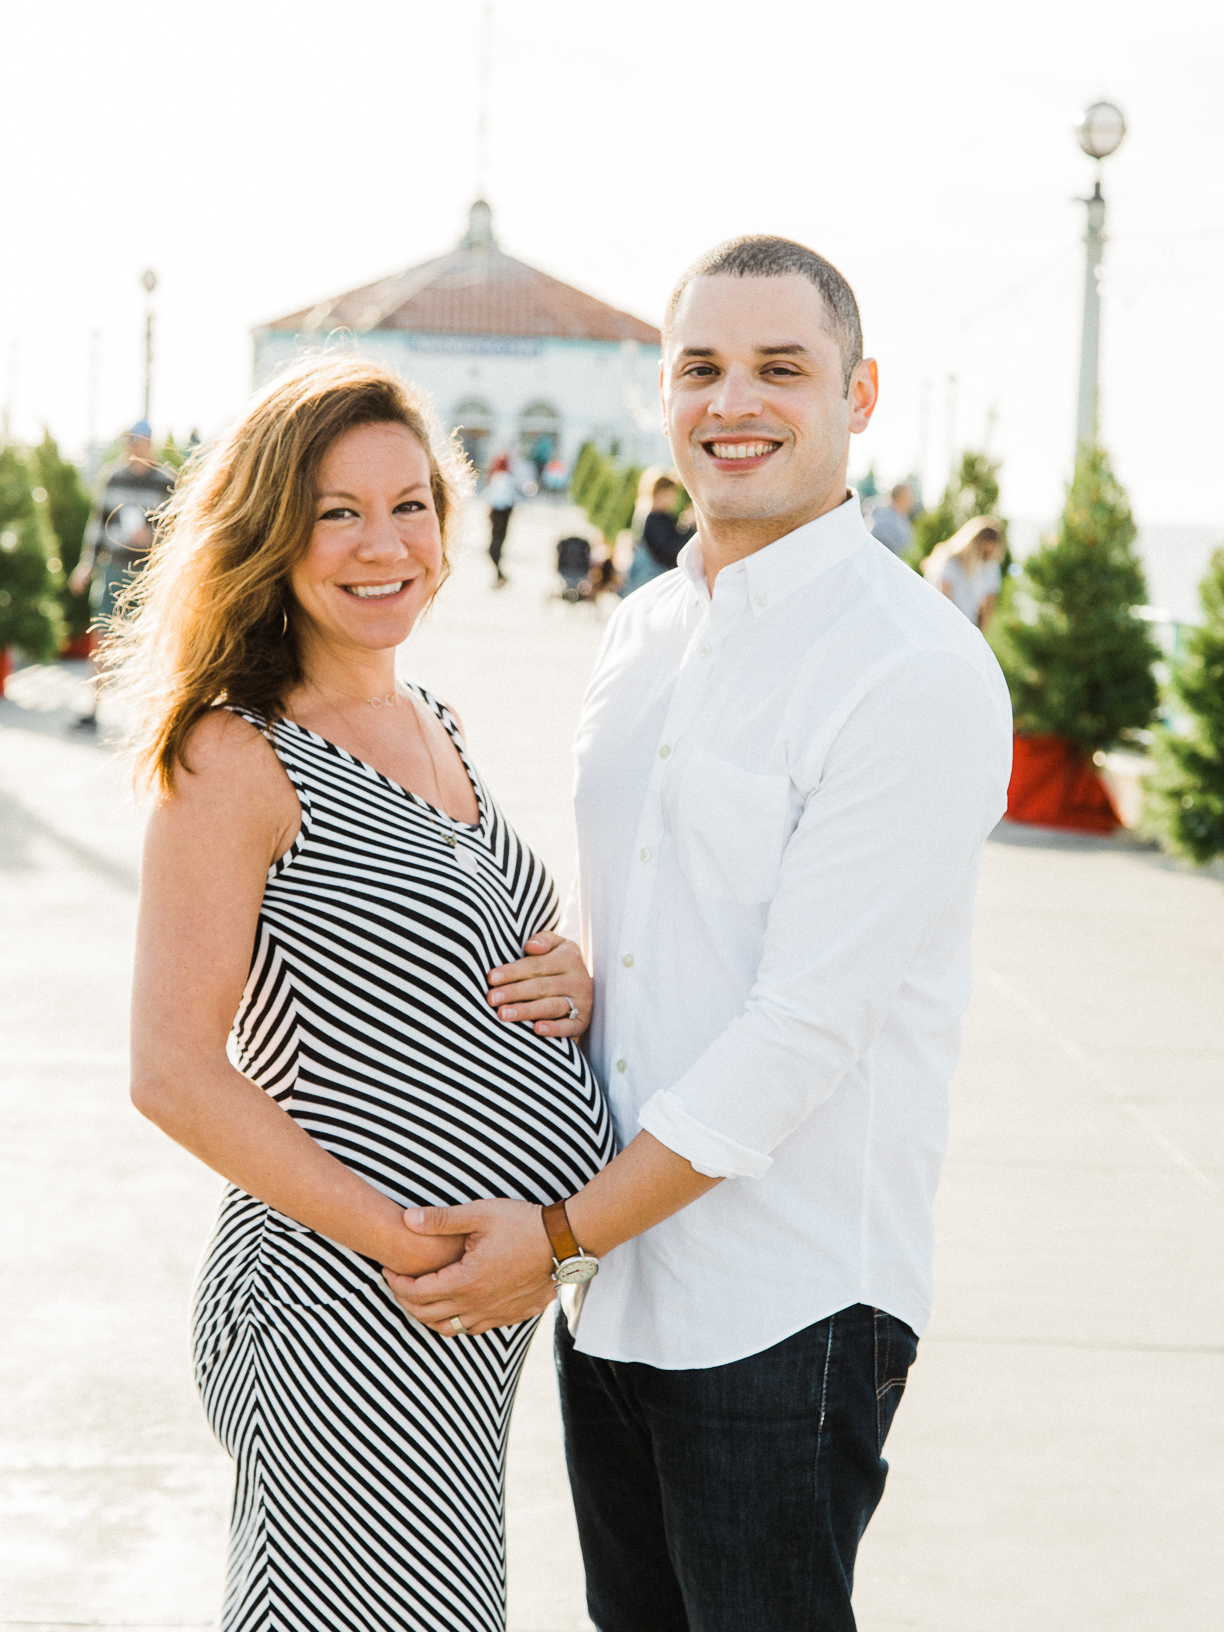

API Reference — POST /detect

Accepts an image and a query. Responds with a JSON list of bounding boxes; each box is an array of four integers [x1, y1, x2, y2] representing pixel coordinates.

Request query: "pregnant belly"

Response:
[[280, 1023, 611, 1208], [198, 1041, 612, 1320]]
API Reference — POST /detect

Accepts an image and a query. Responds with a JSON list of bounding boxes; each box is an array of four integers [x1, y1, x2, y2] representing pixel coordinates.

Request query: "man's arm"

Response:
[[389, 646, 1011, 1334], [384, 1131, 717, 1335]]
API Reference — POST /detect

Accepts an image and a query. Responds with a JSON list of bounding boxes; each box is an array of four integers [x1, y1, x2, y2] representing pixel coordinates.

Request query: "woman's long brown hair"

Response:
[[106, 354, 470, 796]]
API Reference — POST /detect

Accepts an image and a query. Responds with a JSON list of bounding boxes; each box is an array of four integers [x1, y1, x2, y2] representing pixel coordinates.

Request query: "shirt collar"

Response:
[[677, 492, 871, 616]]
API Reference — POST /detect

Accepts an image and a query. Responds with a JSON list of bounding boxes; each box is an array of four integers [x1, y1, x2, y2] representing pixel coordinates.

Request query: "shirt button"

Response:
[[658, 745, 671, 759], [616, 1059, 627, 1073], [754, 593, 768, 608], [639, 847, 652, 862], [622, 953, 634, 968], [698, 642, 711, 657]]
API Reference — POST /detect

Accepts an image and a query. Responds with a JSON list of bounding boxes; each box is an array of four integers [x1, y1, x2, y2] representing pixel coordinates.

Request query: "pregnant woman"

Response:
[[115, 357, 613, 1630]]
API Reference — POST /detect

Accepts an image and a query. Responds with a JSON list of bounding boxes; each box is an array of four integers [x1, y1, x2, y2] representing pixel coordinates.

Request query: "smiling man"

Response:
[[390, 237, 1013, 1630]]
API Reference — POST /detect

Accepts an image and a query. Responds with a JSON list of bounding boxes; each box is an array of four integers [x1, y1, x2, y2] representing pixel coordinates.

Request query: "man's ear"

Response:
[[848, 359, 879, 435], [659, 358, 668, 438]]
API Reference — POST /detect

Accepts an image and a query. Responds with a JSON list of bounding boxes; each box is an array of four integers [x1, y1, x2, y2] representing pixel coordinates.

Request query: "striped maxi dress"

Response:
[[191, 689, 614, 1631]]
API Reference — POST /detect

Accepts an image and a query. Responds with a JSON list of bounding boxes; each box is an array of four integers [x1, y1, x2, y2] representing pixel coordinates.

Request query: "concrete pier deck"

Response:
[[2, 501, 1220, 1630]]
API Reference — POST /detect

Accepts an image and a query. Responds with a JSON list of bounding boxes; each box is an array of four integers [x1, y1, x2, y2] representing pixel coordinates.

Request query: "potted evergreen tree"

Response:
[[988, 443, 1159, 831], [1144, 547, 1224, 863], [30, 433, 93, 656], [0, 445, 64, 694]]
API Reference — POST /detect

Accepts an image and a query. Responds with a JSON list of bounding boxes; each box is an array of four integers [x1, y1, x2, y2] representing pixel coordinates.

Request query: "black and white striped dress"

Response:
[[191, 689, 613, 1632]]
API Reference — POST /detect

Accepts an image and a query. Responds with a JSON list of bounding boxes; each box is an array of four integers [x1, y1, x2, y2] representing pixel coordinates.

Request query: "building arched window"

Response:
[[452, 397, 494, 473], [519, 401, 561, 475]]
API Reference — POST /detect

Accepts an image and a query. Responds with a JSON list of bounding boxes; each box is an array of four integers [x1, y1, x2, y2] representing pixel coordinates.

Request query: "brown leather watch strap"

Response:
[[541, 1199, 581, 1263]]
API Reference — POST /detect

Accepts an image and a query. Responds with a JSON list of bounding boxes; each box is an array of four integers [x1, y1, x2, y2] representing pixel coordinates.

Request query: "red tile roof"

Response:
[[263, 201, 660, 346]]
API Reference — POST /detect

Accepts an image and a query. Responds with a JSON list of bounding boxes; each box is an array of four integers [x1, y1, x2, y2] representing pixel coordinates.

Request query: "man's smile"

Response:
[[700, 436, 784, 470]]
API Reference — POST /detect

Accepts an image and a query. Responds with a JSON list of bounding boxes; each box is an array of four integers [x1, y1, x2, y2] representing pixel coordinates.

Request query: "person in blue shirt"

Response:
[[870, 481, 914, 555]]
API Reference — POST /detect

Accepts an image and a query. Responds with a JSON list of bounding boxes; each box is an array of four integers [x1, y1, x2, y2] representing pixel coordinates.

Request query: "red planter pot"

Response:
[[1007, 733, 1120, 834], [60, 632, 96, 660], [0, 647, 10, 698]]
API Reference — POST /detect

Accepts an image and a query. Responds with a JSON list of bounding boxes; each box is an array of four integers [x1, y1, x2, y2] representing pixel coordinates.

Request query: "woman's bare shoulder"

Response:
[[177, 707, 273, 776], [162, 709, 296, 829]]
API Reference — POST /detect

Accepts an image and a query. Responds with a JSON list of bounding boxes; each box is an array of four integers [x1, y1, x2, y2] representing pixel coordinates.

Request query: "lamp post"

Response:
[[141, 268, 158, 425], [1072, 101, 1126, 453]]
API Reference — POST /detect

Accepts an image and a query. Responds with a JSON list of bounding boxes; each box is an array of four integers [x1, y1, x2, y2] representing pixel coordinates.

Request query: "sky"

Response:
[[3, 0, 1223, 528]]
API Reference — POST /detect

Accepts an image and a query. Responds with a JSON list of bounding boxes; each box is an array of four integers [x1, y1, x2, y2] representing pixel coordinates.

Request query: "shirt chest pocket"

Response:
[[672, 749, 794, 906]]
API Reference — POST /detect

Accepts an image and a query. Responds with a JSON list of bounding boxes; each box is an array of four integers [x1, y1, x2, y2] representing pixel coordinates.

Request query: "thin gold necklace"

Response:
[[309, 677, 472, 853], [406, 697, 481, 869], [310, 675, 404, 710]]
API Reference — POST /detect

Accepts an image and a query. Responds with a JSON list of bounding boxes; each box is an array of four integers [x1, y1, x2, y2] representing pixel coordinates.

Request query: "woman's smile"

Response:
[[340, 578, 412, 600]]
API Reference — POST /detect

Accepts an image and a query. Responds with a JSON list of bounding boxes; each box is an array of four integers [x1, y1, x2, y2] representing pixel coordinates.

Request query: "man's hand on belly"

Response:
[[383, 1199, 556, 1336]]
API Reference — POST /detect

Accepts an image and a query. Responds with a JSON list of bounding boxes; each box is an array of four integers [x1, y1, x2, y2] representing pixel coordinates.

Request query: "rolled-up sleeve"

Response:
[[637, 648, 1011, 1175]]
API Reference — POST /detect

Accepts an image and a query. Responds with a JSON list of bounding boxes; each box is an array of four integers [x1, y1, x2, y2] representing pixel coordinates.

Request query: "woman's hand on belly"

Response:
[[487, 931, 592, 1036]]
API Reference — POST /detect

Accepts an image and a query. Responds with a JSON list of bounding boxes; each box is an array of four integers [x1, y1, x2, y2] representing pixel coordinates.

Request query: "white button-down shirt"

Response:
[[566, 495, 1012, 1369]]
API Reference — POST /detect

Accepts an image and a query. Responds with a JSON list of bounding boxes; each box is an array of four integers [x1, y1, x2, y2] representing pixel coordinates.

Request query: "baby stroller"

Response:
[[556, 536, 593, 603]]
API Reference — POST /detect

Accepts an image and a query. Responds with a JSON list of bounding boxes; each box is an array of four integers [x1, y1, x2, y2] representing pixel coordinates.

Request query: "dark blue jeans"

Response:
[[556, 1303, 917, 1632]]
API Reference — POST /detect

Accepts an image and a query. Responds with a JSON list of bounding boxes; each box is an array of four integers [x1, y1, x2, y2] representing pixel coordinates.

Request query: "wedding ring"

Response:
[[561, 996, 580, 1022], [449, 1315, 468, 1335]]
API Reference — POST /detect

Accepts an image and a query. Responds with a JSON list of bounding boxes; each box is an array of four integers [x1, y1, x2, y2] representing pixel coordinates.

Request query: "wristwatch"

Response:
[[541, 1199, 599, 1286]]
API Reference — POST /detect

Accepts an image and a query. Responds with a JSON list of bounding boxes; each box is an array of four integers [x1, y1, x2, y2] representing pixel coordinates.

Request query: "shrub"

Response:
[[988, 443, 1158, 756], [569, 441, 602, 509], [30, 433, 92, 643], [1144, 546, 1224, 863], [906, 451, 1002, 570], [0, 445, 64, 661], [593, 465, 641, 545]]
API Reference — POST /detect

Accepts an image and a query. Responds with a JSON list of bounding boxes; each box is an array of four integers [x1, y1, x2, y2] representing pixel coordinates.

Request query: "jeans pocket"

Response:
[[873, 1309, 919, 1456]]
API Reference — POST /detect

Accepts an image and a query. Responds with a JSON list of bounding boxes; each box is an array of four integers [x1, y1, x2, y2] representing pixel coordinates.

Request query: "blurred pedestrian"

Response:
[[484, 452, 515, 587], [869, 481, 914, 555], [67, 419, 175, 728], [922, 517, 1005, 630], [113, 356, 611, 1631], [542, 456, 569, 493], [529, 432, 554, 482], [620, 474, 695, 597]]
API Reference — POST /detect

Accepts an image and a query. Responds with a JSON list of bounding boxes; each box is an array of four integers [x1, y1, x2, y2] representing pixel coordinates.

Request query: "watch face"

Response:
[[554, 1254, 599, 1286]]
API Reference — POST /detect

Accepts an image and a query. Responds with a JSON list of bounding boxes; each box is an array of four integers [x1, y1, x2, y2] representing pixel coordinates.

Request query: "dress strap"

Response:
[[409, 683, 464, 749], [222, 702, 271, 736], [404, 683, 487, 826], [220, 704, 312, 876]]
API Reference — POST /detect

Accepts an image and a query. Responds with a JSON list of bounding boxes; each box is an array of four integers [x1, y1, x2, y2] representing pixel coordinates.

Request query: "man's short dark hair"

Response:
[[663, 236, 863, 394]]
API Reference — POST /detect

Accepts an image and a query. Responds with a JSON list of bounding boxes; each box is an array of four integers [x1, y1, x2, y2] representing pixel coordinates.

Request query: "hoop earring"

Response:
[[281, 608, 289, 636]]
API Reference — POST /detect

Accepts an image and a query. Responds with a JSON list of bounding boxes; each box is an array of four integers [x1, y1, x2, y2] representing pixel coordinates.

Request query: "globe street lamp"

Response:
[[1072, 101, 1126, 452], [141, 267, 158, 425]]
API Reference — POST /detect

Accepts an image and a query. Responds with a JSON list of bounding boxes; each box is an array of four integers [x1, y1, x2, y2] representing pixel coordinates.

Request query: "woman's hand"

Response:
[[486, 931, 592, 1037]]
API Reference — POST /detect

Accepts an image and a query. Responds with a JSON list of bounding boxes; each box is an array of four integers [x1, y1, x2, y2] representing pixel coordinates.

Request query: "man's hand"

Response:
[[487, 931, 592, 1038], [383, 1198, 556, 1336], [68, 561, 91, 596]]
